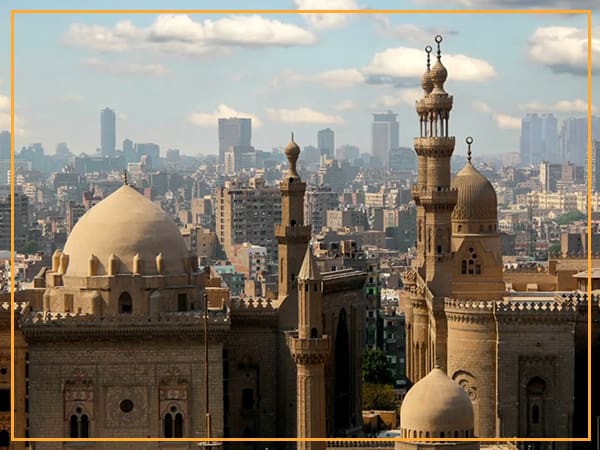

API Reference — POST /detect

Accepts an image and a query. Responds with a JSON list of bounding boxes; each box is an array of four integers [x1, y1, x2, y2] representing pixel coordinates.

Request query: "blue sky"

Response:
[[0, 0, 598, 158]]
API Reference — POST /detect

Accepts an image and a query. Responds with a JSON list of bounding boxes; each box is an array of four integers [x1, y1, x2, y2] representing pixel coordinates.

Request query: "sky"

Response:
[[0, 0, 598, 158]]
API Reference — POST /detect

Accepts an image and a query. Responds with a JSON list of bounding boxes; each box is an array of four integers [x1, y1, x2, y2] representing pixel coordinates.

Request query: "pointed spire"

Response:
[[430, 35, 448, 90], [421, 46, 434, 94], [426, 45, 432, 71], [466, 136, 473, 163], [298, 244, 321, 281]]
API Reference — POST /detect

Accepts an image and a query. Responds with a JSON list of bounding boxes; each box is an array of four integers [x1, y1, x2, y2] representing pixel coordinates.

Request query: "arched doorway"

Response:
[[334, 308, 350, 434]]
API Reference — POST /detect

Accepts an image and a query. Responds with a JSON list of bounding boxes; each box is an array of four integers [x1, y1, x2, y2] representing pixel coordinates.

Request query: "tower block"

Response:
[[289, 246, 329, 450], [276, 136, 312, 311]]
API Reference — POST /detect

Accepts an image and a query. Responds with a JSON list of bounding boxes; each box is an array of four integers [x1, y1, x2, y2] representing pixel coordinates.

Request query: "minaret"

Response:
[[289, 246, 329, 450], [414, 35, 457, 371], [276, 134, 311, 311], [413, 44, 433, 277]]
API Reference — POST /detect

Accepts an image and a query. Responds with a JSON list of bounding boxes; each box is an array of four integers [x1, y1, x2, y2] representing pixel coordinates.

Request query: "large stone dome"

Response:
[[62, 185, 189, 277], [401, 368, 474, 437], [451, 162, 497, 223]]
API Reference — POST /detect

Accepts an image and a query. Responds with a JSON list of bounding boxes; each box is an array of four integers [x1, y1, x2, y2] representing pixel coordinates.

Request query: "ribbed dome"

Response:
[[401, 368, 474, 435], [451, 162, 498, 223], [62, 185, 188, 277]]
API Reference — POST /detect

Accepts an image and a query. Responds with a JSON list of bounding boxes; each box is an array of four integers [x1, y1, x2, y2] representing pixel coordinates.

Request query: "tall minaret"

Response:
[[289, 246, 329, 450], [414, 35, 457, 371], [413, 44, 433, 278], [276, 135, 311, 314]]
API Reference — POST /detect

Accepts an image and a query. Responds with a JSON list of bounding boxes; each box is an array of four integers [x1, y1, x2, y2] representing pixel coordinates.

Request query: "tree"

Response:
[[362, 348, 394, 384], [22, 240, 39, 255], [555, 210, 586, 225], [362, 383, 397, 410]]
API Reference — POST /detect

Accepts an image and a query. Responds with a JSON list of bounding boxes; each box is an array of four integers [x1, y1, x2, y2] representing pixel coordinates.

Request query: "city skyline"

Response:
[[0, 1, 597, 157]]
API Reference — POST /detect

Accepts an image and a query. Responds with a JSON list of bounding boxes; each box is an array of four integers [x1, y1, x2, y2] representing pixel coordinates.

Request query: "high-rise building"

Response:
[[519, 113, 558, 165], [388, 147, 417, 172], [218, 118, 251, 164], [336, 144, 360, 162], [371, 111, 399, 168], [215, 177, 281, 261], [558, 116, 600, 166], [100, 107, 116, 155], [0, 131, 10, 160], [304, 186, 339, 233], [317, 128, 334, 158], [0, 192, 29, 251]]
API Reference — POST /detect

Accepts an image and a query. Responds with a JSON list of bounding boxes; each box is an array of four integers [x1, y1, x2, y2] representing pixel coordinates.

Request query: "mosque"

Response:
[[0, 35, 596, 450]]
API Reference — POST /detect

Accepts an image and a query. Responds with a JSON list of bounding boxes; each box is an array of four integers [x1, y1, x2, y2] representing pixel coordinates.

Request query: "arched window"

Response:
[[118, 292, 132, 314], [461, 260, 467, 274], [527, 377, 546, 437], [69, 407, 89, 438], [0, 429, 8, 447], [164, 405, 184, 438]]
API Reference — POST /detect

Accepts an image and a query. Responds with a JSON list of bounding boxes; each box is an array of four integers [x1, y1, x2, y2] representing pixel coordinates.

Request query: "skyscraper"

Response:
[[371, 111, 399, 168], [0, 131, 10, 160], [100, 107, 116, 155], [558, 116, 600, 166], [218, 117, 251, 164], [519, 113, 558, 166], [317, 128, 334, 158]]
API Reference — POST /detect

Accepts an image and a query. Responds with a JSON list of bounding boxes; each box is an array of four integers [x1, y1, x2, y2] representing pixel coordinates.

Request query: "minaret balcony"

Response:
[[289, 334, 330, 364], [420, 188, 458, 205], [275, 224, 311, 240], [414, 136, 455, 157]]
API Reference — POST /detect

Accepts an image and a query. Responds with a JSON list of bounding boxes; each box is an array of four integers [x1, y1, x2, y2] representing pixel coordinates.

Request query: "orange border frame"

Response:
[[9, 7, 593, 445]]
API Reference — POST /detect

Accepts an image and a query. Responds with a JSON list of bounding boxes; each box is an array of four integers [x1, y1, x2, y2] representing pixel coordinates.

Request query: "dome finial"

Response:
[[291, 131, 294, 142], [435, 35, 443, 60], [466, 136, 473, 163], [123, 169, 128, 186], [425, 45, 432, 71]]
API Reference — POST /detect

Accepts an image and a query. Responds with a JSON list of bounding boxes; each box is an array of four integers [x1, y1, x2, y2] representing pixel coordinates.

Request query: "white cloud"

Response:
[[374, 16, 458, 44], [518, 99, 597, 114], [83, 57, 168, 76], [294, 0, 359, 29], [266, 107, 343, 125], [472, 100, 520, 130], [271, 68, 364, 89], [363, 47, 496, 82], [375, 88, 422, 108], [528, 26, 600, 76], [187, 104, 262, 127], [0, 94, 26, 135], [472, 100, 493, 114], [494, 114, 521, 130], [64, 15, 317, 56], [334, 99, 357, 111]]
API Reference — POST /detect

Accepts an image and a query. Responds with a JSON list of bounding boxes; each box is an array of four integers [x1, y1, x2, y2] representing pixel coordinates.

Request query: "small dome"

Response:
[[62, 185, 189, 277], [430, 59, 448, 87], [451, 162, 497, 223], [284, 139, 300, 158], [401, 368, 474, 435], [421, 70, 433, 94], [284, 137, 301, 178]]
